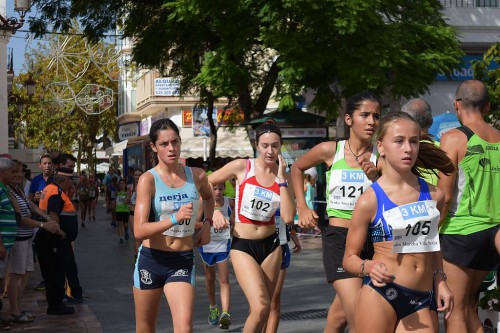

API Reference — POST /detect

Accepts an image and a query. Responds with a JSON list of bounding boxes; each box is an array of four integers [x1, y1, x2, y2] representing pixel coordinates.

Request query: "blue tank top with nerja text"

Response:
[[149, 167, 200, 238]]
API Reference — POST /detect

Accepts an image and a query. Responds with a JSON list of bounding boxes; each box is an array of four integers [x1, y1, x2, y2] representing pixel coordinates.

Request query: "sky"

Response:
[[6, 0, 38, 74]]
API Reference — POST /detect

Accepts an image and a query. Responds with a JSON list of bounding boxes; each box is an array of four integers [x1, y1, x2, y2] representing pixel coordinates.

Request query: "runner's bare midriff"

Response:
[[329, 217, 351, 228], [233, 223, 276, 240], [143, 234, 193, 252]]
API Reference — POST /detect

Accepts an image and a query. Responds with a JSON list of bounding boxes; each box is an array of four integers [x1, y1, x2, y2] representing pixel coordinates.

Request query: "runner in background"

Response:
[[129, 169, 143, 257], [115, 179, 131, 244], [196, 182, 234, 330]]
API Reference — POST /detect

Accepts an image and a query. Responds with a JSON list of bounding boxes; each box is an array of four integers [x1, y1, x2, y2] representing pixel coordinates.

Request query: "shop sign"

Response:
[[154, 77, 181, 96], [436, 55, 498, 81], [217, 109, 244, 125], [118, 122, 140, 141], [182, 109, 192, 127], [281, 128, 327, 138]]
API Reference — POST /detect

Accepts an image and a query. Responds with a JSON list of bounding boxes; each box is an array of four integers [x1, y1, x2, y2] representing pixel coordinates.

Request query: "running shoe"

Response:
[[208, 306, 219, 326], [125, 232, 129, 240], [219, 312, 231, 330], [119, 237, 124, 244]]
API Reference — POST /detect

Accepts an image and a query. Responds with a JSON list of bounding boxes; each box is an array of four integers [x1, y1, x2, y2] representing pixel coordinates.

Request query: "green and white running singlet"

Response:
[[325, 141, 378, 219], [440, 126, 500, 235]]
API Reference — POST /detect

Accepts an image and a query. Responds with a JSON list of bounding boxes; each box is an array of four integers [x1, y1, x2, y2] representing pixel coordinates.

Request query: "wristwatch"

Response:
[[40, 223, 44, 229], [203, 218, 213, 226], [433, 270, 447, 281], [278, 180, 288, 187]]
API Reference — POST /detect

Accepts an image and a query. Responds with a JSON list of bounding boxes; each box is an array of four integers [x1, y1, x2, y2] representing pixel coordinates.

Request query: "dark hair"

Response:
[[57, 153, 76, 166], [401, 98, 433, 130], [255, 118, 282, 144], [345, 92, 381, 117], [149, 118, 180, 144], [376, 112, 455, 177], [455, 80, 489, 110]]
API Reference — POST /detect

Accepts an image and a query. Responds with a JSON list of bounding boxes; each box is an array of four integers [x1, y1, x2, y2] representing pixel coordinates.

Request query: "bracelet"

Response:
[[369, 261, 383, 275], [214, 207, 221, 211], [359, 259, 369, 277], [170, 214, 178, 226], [433, 270, 447, 281]]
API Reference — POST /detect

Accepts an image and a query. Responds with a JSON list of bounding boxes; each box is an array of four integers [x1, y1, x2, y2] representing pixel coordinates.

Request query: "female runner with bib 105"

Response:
[[208, 119, 295, 333], [291, 92, 380, 333], [343, 112, 455, 333], [133, 118, 214, 333]]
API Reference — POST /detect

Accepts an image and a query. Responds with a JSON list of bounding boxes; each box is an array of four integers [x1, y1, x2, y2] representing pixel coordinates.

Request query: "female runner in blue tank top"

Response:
[[208, 119, 295, 333], [133, 118, 215, 333], [343, 112, 455, 332], [291, 92, 381, 333]]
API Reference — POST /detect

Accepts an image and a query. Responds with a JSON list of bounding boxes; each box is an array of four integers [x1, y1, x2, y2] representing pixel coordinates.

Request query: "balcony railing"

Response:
[[440, 0, 499, 7]]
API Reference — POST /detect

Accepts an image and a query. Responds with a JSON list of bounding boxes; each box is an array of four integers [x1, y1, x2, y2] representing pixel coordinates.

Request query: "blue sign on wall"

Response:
[[436, 55, 498, 81]]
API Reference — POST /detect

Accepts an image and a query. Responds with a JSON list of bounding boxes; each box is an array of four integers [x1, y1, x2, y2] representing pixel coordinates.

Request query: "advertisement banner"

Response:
[[154, 77, 181, 96], [193, 106, 217, 137]]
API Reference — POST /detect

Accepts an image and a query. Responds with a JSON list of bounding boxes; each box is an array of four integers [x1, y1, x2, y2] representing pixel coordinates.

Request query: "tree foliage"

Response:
[[9, 29, 117, 172], [30, 0, 463, 122], [472, 42, 500, 130]]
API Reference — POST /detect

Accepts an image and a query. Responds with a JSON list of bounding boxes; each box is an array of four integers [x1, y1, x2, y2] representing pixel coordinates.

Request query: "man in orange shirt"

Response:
[[37, 167, 78, 315]]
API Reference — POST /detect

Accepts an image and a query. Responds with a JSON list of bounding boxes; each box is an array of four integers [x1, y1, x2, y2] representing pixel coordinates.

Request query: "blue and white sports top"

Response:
[[149, 167, 200, 238], [369, 178, 441, 253]]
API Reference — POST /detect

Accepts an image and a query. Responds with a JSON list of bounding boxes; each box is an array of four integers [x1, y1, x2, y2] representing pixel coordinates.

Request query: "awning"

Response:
[[181, 128, 254, 159], [105, 140, 128, 157]]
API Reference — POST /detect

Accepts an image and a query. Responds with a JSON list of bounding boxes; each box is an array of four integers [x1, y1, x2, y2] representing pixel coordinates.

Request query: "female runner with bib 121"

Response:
[[291, 92, 381, 333], [208, 119, 295, 333], [133, 118, 214, 333], [343, 112, 455, 332]]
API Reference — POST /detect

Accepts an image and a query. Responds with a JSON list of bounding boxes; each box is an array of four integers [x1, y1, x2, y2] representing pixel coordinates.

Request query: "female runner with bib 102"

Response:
[[343, 112, 455, 332], [291, 92, 380, 333], [133, 118, 214, 333], [208, 119, 295, 333]]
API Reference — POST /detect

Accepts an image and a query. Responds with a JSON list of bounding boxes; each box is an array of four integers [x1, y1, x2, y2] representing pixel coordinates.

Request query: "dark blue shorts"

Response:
[[366, 279, 433, 320], [133, 246, 195, 290], [281, 244, 290, 270]]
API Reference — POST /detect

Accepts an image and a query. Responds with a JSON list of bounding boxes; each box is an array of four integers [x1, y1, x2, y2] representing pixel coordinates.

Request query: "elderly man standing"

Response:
[[401, 98, 440, 186], [439, 80, 500, 333], [37, 167, 78, 315], [0, 157, 17, 329]]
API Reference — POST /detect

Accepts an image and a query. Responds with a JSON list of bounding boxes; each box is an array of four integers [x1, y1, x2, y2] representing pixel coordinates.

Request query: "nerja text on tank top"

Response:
[[149, 167, 200, 238]]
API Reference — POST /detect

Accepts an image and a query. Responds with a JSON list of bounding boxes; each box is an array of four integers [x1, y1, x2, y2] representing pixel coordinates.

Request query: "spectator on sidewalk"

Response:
[[6, 159, 60, 323], [28, 153, 53, 205], [37, 167, 79, 315], [0, 157, 18, 330]]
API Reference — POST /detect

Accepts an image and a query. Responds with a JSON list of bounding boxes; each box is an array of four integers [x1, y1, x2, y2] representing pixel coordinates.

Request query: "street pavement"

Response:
[[7, 199, 334, 332], [7, 199, 447, 332]]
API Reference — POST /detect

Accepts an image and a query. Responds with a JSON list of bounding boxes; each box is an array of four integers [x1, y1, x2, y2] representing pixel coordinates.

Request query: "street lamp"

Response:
[[0, 0, 30, 31], [24, 74, 35, 99]]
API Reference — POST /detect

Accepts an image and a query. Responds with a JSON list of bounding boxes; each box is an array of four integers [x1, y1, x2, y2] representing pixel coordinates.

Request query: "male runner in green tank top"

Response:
[[438, 80, 500, 333]]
